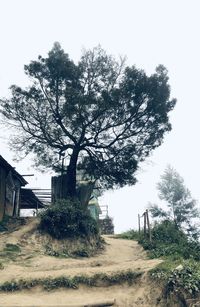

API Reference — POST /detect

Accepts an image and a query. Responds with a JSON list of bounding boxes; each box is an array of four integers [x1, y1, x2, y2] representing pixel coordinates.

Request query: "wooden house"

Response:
[[20, 188, 45, 211], [0, 155, 27, 221]]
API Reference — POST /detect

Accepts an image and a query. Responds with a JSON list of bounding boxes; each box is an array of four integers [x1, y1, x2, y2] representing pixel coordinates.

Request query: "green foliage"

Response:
[[152, 220, 187, 244], [39, 199, 99, 239], [139, 220, 200, 261], [149, 166, 199, 235], [115, 229, 140, 240], [0, 216, 26, 233], [0, 243, 21, 261], [166, 261, 200, 296], [145, 168, 200, 301], [150, 260, 180, 281], [44, 246, 69, 258], [0, 43, 176, 196], [45, 237, 104, 258], [0, 270, 143, 292], [99, 216, 114, 235], [42, 276, 77, 291], [139, 219, 200, 302], [0, 215, 10, 232], [151, 260, 200, 299], [0, 224, 7, 232], [4, 244, 21, 253], [72, 248, 90, 258]]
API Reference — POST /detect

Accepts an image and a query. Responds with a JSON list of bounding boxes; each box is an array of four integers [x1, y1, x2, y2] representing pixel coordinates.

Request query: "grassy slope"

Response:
[[118, 225, 200, 305]]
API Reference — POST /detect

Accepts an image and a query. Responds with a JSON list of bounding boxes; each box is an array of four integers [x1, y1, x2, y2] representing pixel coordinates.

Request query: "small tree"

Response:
[[0, 43, 176, 198], [149, 166, 199, 236], [99, 216, 114, 235]]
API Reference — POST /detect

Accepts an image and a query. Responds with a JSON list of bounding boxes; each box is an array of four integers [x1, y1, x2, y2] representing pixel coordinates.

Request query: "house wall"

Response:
[[11, 178, 21, 217], [0, 168, 22, 221], [5, 171, 15, 216], [88, 204, 100, 221], [51, 175, 69, 202], [0, 166, 6, 221]]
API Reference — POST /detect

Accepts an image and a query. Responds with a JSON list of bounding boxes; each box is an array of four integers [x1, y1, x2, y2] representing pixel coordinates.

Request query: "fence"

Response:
[[138, 209, 152, 242]]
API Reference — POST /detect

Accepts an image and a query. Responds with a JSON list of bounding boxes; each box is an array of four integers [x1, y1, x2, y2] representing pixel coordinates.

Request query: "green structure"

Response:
[[76, 170, 101, 221], [88, 195, 102, 221]]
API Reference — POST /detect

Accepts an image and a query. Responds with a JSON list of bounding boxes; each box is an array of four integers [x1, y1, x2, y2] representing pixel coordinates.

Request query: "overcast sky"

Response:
[[0, 0, 200, 232]]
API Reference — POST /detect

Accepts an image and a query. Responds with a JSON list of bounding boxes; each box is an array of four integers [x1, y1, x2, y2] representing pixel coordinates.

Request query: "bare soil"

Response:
[[0, 218, 163, 306]]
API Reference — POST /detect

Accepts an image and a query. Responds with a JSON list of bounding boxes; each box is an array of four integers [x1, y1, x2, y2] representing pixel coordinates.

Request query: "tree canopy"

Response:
[[0, 43, 176, 197], [149, 166, 199, 235]]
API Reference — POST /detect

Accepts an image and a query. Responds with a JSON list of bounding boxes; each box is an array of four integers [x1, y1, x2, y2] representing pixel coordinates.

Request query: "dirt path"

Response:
[[0, 282, 163, 307], [0, 220, 163, 306], [0, 236, 161, 282]]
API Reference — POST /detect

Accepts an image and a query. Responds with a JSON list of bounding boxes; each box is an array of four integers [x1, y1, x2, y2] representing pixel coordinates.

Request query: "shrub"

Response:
[[115, 229, 140, 240], [99, 216, 114, 235], [165, 261, 200, 297], [0, 215, 9, 232], [39, 198, 99, 239], [4, 244, 21, 253], [139, 220, 200, 261], [0, 269, 143, 292], [151, 220, 188, 245]]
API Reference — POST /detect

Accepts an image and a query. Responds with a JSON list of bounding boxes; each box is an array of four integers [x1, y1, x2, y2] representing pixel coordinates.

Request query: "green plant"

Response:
[[99, 216, 114, 235], [149, 166, 200, 235], [4, 244, 21, 253], [166, 261, 200, 297], [1, 43, 176, 198], [45, 246, 69, 258], [72, 248, 89, 258], [0, 243, 21, 260], [115, 229, 140, 240], [0, 216, 10, 232], [0, 270, 143, 292], [43, 276, 77, 290], [139, 220, 200, 261], [140, 221, 200, 303], [39, 199, 99, 239]]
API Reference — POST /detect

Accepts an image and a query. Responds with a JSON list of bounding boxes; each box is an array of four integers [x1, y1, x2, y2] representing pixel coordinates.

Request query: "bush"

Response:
[[39, 199, 99, 239], [166, 261, 200, 296], [99, 216, 114, 235], [139, 220, 200, 261], [152, 220, 188, 245], [116, 229, 140, 240]]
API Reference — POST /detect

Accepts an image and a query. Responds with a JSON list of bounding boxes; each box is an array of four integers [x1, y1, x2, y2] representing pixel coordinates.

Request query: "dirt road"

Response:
[[0, 220, 163, 306]]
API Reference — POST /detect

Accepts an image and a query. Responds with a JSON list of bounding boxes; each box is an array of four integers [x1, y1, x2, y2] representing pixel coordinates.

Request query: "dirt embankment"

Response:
[[0, 218, 163, 306]]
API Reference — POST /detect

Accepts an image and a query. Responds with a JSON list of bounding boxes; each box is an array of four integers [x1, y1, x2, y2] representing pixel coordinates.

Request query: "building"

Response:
[[88, 197, 102, 221], [76, 171, 102, 220], [51, 170, 102, 220], [0, 155, 28, 221], [20, 188, 45, 212]]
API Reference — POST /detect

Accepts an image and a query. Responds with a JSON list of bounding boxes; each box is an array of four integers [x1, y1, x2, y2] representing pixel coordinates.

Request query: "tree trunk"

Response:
[[65, 148, 79, 198], [171, 202, 178, 227]]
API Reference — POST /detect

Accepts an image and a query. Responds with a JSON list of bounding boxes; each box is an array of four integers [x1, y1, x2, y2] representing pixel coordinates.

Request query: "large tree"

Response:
[[149, 166, 199, 234], [0, 43, 176, 197]]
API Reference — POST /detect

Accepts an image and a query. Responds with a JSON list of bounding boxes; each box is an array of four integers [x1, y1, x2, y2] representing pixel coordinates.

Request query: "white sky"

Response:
[[0, 0, 200, 233]]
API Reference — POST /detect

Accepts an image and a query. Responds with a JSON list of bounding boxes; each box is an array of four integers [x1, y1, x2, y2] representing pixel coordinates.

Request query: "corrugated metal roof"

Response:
[[20, 188, 45, 209], [0, 155, 28, 186]]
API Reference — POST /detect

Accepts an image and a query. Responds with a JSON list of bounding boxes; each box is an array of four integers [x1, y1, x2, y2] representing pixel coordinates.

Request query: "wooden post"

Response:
[[146, 209, 152, 242], [138, 214, 141, 235], [61, 157, 64, 198], [144, 212, 147, 236], [36, 201, 39, 215]]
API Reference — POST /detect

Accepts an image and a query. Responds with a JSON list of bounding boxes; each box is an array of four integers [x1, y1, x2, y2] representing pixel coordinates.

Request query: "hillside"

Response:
[[0, 218, 163, 306]]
